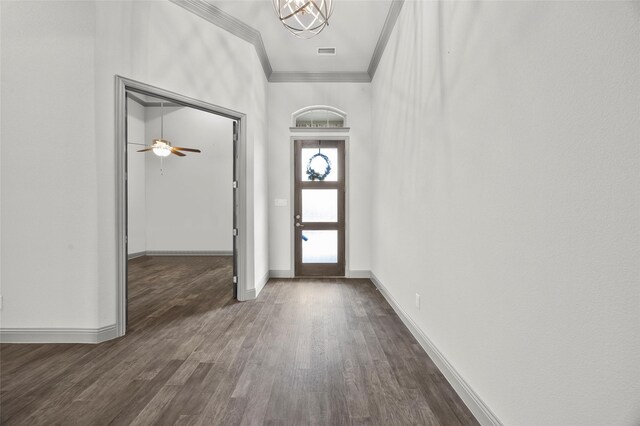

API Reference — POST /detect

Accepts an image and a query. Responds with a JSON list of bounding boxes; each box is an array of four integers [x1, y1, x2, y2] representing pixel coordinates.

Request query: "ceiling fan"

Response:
[[137, 139, 200, 157], [136, 101, 201, 157]]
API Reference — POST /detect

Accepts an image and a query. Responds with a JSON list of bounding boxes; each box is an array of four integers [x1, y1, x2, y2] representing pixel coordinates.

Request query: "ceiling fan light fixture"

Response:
[[136, 103, 201, 158], [272, 0, 333, 39], [152, 139, 172, 157]]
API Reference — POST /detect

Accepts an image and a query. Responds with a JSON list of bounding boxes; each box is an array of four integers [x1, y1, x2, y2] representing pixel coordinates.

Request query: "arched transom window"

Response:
[[291, 105, 347, 129]]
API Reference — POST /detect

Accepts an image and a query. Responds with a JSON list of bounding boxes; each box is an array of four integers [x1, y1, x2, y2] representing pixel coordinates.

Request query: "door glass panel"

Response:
[[301, 148, 338, 182], [302, 230, 338, 263], [302, 189, 337, 222]]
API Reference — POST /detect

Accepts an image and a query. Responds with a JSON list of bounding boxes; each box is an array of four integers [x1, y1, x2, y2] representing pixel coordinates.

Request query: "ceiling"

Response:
[[210, 0, 393, 73], [171, 0, 404, 82], [127, 92, 183, 108]]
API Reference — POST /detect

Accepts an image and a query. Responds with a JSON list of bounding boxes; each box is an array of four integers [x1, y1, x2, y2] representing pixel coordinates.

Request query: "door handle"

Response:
[[296, 223, 304, 227]]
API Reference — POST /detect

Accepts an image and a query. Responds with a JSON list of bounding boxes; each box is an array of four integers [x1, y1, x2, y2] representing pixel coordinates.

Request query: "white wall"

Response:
[[370, 1, 640, 425], [144, 106, 233, 252], [93, 0, 269, 314], [267, 83, 372, 275], [1, 0, 269, 332], [127, 101, 233, 255], [1, 2, 99, 329], [0, 3, 4, 319], [126, 98, 147, 255]]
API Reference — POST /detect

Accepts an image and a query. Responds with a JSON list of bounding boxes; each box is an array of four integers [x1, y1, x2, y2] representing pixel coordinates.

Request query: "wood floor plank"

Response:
[[1, 257, 478, 425]]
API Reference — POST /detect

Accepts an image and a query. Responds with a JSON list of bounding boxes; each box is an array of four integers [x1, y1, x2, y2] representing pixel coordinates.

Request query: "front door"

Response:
[[294, 140, 345, 276]]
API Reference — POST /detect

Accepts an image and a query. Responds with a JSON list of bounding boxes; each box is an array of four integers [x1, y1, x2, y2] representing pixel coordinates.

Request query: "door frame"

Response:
[[115, 75, 248, 338], [289, 136, 350, 277]]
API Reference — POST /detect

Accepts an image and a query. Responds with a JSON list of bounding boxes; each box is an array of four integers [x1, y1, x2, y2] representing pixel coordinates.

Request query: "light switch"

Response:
[[274, 198, 288, 207]]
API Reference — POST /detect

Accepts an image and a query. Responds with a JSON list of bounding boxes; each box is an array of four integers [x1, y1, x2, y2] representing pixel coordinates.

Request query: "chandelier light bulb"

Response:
[[272, 0, 333, 39]]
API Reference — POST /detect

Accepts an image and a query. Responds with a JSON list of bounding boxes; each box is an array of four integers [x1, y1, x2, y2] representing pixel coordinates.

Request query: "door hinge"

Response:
[[233, 228, 238, 237], [233, 276, 238, 284], [233, 181, 238, 189]]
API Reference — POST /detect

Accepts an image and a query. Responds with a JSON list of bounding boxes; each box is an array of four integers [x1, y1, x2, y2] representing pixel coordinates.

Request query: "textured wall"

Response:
[[370, 1, 640, 424], [1, 2, 99, 328]]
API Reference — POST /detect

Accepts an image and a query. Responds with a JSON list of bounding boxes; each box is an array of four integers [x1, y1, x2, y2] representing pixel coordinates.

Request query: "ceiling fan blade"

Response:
[[173, 147, 201, 153], [170, 149, 186, 157], [137, 147, 154, 152]]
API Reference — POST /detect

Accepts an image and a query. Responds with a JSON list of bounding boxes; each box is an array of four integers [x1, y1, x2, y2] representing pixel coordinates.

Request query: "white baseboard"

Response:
[[255, 270, 270, 298], [370, 273, 502, 426], [128, 250, 234, 259], [243, 288, 256, 300], [240, 271, 269, 301], [127, 251, 146, 260], [348, 270, 371, 279], [269, 270, 372, 279], [144, 250, 233, 256], [269, 269, 293, 278], [0, 324, 119, 344]]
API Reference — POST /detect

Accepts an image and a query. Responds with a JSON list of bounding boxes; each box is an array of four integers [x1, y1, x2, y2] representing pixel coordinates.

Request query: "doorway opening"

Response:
[[115, 76, 247, 337], [294, 139, 346, 277], [125, 93, 235, 331]]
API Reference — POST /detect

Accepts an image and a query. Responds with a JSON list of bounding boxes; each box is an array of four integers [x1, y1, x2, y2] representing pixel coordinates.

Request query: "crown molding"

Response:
[[270, 72, 371, 83], [368, 0, 405, 80], [169, 0, 273, 78], [170, 0, 405, 83]]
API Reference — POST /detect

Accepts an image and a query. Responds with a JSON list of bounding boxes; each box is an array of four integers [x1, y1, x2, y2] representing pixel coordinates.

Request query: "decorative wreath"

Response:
[[306, 153, 332, 181]]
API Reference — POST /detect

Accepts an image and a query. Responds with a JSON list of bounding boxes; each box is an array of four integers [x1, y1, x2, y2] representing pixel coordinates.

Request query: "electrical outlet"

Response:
[[415, 293, 420, 310]]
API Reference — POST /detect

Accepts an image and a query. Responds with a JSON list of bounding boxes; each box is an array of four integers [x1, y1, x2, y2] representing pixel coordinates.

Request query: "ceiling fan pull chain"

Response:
[[160, 157, 164, 176]]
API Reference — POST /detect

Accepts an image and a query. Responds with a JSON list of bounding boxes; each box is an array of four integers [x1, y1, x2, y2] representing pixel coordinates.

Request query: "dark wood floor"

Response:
[[1, 256, 478, 425]]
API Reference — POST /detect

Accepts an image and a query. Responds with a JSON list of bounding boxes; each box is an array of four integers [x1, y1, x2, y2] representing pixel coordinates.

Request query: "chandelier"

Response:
[[272, 0, 334, 39]]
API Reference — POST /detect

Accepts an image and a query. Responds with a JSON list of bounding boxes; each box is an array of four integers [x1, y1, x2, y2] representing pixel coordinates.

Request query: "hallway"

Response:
[[1, 257, 476, 425]]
